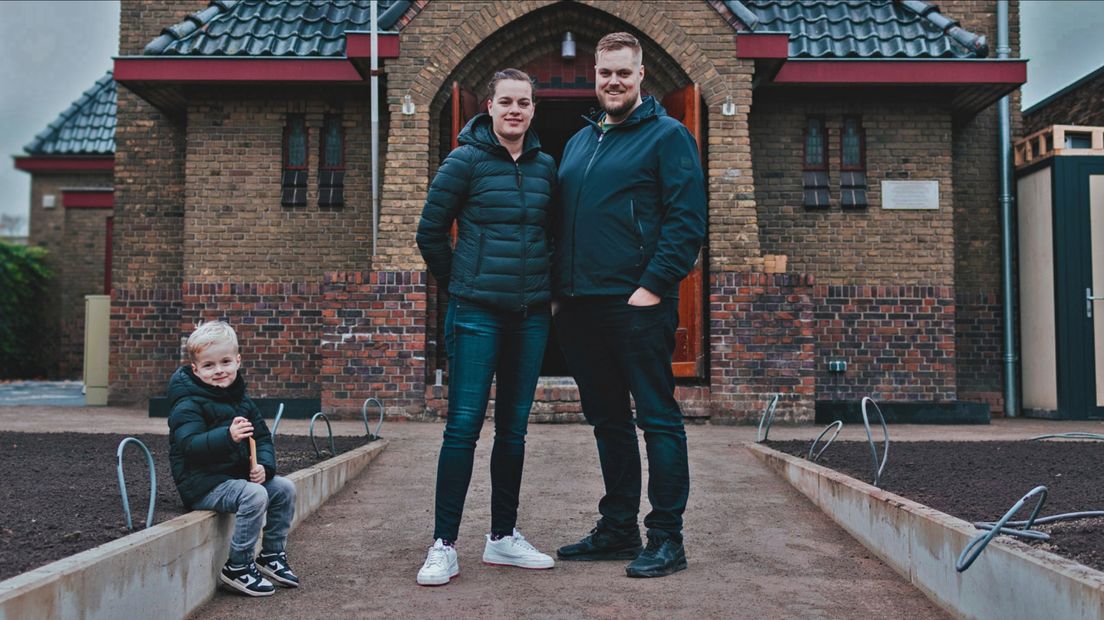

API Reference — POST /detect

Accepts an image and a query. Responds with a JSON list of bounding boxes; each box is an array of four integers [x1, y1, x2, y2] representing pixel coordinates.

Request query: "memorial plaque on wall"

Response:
[[881, 180, 939, 210]]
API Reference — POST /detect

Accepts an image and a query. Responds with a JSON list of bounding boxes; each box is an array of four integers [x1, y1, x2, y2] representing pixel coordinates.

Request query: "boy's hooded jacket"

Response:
[[416, 112, 557, 313], [167, 366, 276, 508]]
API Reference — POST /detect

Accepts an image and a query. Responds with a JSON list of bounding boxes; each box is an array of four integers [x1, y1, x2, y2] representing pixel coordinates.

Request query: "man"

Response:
[[552, 32, 706, 578]]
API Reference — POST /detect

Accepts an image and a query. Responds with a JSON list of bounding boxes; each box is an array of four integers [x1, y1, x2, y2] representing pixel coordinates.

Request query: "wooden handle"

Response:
[[248, 437, 257, 469]]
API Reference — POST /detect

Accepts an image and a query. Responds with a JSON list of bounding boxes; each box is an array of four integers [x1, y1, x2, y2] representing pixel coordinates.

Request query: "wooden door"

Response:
[[661, 83, 706, 378], [449, 81, 480, 240]]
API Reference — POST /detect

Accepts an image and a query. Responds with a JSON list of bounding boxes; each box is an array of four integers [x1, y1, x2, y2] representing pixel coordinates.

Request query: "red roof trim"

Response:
[[735, 33, 790, 59], [344, 33, 401, 59], [114, 58, 364, 83], [62, 189, 114, 209], [773, 60, 1027, 85], [13, 156, 114, 173]]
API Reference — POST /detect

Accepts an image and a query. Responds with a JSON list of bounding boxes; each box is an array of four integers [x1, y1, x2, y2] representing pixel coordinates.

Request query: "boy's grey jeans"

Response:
[[193, 476, 297, 566]]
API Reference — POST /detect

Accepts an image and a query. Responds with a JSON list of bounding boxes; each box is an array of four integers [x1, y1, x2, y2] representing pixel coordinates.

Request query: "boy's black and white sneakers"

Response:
[[256, 551, 300, 588], [219, 562, 276, 597]]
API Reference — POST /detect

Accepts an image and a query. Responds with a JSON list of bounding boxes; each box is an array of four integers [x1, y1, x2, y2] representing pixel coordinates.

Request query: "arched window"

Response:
[[802, 116, 829, 208], [840, 115, 867, 208], [319, 113, 345, 207], [282, 115, 308, 206]]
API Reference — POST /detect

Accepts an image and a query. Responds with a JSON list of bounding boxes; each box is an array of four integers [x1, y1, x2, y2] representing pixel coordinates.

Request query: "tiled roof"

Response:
[[735, 0, 988, 58], [144, 0, 407, 56], [24, 71, 116, 156]]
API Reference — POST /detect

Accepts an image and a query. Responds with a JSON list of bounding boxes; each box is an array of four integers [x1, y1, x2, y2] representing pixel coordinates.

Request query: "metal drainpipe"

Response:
[[997, 0, 1020, 416], [370, 0, 380, 257]]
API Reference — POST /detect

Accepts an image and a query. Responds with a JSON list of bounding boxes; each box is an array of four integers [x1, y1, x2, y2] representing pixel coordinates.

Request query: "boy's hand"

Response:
[[228, 416, 253, 443], [249, 464, 265, 484]]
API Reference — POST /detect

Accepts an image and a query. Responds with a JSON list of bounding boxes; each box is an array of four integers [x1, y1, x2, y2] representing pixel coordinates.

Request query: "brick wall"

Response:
[[816, 285, 957, 402], [184, 97, 373, 283], [27, 172, 112, 377], [710, 272, 817, 423], [320, 271, 427, 416], [941, 0, 1021, 415], [181, 282, 326, 397], [1023, 68, 1104, 134], [59, 207, 113, 377], [751, 99, 955, 285]]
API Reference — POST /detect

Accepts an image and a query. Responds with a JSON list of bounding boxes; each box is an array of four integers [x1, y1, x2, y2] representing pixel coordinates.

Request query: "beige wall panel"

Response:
[[1017, 167, 1058, 411]]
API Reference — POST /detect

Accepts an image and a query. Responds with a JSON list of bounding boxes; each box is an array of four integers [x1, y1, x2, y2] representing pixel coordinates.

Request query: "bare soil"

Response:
[[0, 431, 373, 582], [769, 439, 1104, 572]]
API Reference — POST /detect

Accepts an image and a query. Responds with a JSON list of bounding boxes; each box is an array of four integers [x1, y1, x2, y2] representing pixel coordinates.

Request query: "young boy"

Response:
[[167, 321, 299, 597]]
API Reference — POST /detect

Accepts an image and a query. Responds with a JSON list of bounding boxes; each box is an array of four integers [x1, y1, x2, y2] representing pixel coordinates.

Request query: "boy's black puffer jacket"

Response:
[[166, 366, 276, 509], [416, 112, 557, 313]]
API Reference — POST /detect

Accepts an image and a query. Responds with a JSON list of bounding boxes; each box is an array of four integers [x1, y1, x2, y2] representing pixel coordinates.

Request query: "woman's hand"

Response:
[[249, 464, 266, 484]]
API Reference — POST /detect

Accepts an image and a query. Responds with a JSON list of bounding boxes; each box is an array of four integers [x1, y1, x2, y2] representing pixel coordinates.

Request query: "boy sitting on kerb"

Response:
[[167, 320, 299, 597]]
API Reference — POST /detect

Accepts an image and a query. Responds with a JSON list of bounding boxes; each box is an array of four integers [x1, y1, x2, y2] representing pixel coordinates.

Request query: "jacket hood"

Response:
[[167, 365, 246, 405], [457, 112, 543, 159], [584, 95, 664, 130]]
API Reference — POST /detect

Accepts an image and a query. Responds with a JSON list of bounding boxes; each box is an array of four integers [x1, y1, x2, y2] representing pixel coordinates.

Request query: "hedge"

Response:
[[0, 241, 53, 378]]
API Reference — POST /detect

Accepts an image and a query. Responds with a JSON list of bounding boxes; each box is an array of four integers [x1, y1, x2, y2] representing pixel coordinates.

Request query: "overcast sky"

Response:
[[1, 0, 1103, 236]]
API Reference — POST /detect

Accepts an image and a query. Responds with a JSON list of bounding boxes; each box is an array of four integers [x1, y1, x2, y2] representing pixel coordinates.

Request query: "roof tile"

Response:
[[24, 71, 115, 156], [742, 0, 986, 59], [145, 0, 404, 57]]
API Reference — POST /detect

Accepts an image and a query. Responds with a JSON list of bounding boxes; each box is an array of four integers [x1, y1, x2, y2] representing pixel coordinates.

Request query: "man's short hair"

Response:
[[596, 32, 642, 64], [485, 68, 537, 103], [186, 321, 238, 361]]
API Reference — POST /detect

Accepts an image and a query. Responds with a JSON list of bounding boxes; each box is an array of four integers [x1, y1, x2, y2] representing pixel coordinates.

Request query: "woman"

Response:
[[414, 68, 557, 586]]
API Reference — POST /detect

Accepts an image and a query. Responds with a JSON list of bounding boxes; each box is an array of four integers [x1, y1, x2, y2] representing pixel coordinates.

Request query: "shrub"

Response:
[[0, 241, 53, 378]]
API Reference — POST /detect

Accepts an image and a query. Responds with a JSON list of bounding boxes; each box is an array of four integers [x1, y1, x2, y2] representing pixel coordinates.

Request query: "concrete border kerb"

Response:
[[0, 439, 388, 620], [746, 442, 1104, 620]]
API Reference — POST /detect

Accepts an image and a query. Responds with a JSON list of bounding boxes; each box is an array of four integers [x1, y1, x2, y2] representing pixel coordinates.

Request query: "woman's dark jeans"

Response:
[[433, 297, 550, 542]]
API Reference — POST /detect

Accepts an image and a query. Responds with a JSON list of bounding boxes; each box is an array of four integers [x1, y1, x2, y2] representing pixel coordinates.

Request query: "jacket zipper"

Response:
[[630, 199, 645, 266], [572, 131, 606, 295], [516, 161, 528, 317]]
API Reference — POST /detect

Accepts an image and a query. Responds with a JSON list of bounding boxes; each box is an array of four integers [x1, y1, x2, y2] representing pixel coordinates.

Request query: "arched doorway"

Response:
[[428, 2, 706, 379]]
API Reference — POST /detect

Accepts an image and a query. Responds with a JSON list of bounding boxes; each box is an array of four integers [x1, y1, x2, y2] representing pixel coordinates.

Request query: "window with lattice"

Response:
[[282, 115, 308, 206], [319, 114, 345, 207], [840, 115, 867, 208], [802, 116, 829, 208]]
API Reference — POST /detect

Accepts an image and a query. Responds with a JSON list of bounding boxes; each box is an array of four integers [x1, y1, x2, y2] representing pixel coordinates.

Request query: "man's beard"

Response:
[[600, 92, 636, 119]]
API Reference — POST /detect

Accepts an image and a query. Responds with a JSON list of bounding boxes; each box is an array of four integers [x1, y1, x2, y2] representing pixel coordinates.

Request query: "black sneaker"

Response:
[[219, 561, 276, 596], [625, 537, 688, 578], [556, 526, 642, 561], [256, 551, 300, 588]]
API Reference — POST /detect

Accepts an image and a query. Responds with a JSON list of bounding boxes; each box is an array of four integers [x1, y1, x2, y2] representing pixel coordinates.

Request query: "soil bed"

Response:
[[0, 431, 373, 582], [769, 439, 1104, 572]]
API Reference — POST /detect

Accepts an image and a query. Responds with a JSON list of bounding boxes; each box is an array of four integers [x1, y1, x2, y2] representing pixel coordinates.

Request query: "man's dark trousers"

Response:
[[555, 295, 689, 543]]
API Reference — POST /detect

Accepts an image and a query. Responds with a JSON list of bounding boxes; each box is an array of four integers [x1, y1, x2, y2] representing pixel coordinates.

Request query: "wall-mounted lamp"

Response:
[[401, 94, 416, 115], [721, 95, 736, 117], [561, 31, 576, 59]]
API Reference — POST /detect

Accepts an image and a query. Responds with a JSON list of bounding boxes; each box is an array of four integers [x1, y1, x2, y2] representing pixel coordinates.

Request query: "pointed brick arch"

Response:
[[378, 0, 762, 273]]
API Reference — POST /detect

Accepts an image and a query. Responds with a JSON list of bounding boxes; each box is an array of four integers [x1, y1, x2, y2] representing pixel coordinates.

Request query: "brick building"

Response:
[[1023, 64, 1104, 135], [107, 0, 1025, 422], [13, 72, 116, 378]]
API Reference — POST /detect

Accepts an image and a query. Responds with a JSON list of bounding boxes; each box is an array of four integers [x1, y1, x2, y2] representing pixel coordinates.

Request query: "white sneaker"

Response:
[[417, 539, 459, 586], [482, 528, 555, 569]]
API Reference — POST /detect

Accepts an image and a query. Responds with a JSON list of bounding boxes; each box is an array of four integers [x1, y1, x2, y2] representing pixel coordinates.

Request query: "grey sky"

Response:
[[1, 1, 1102, 237], [1, 1, 118, 237]]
